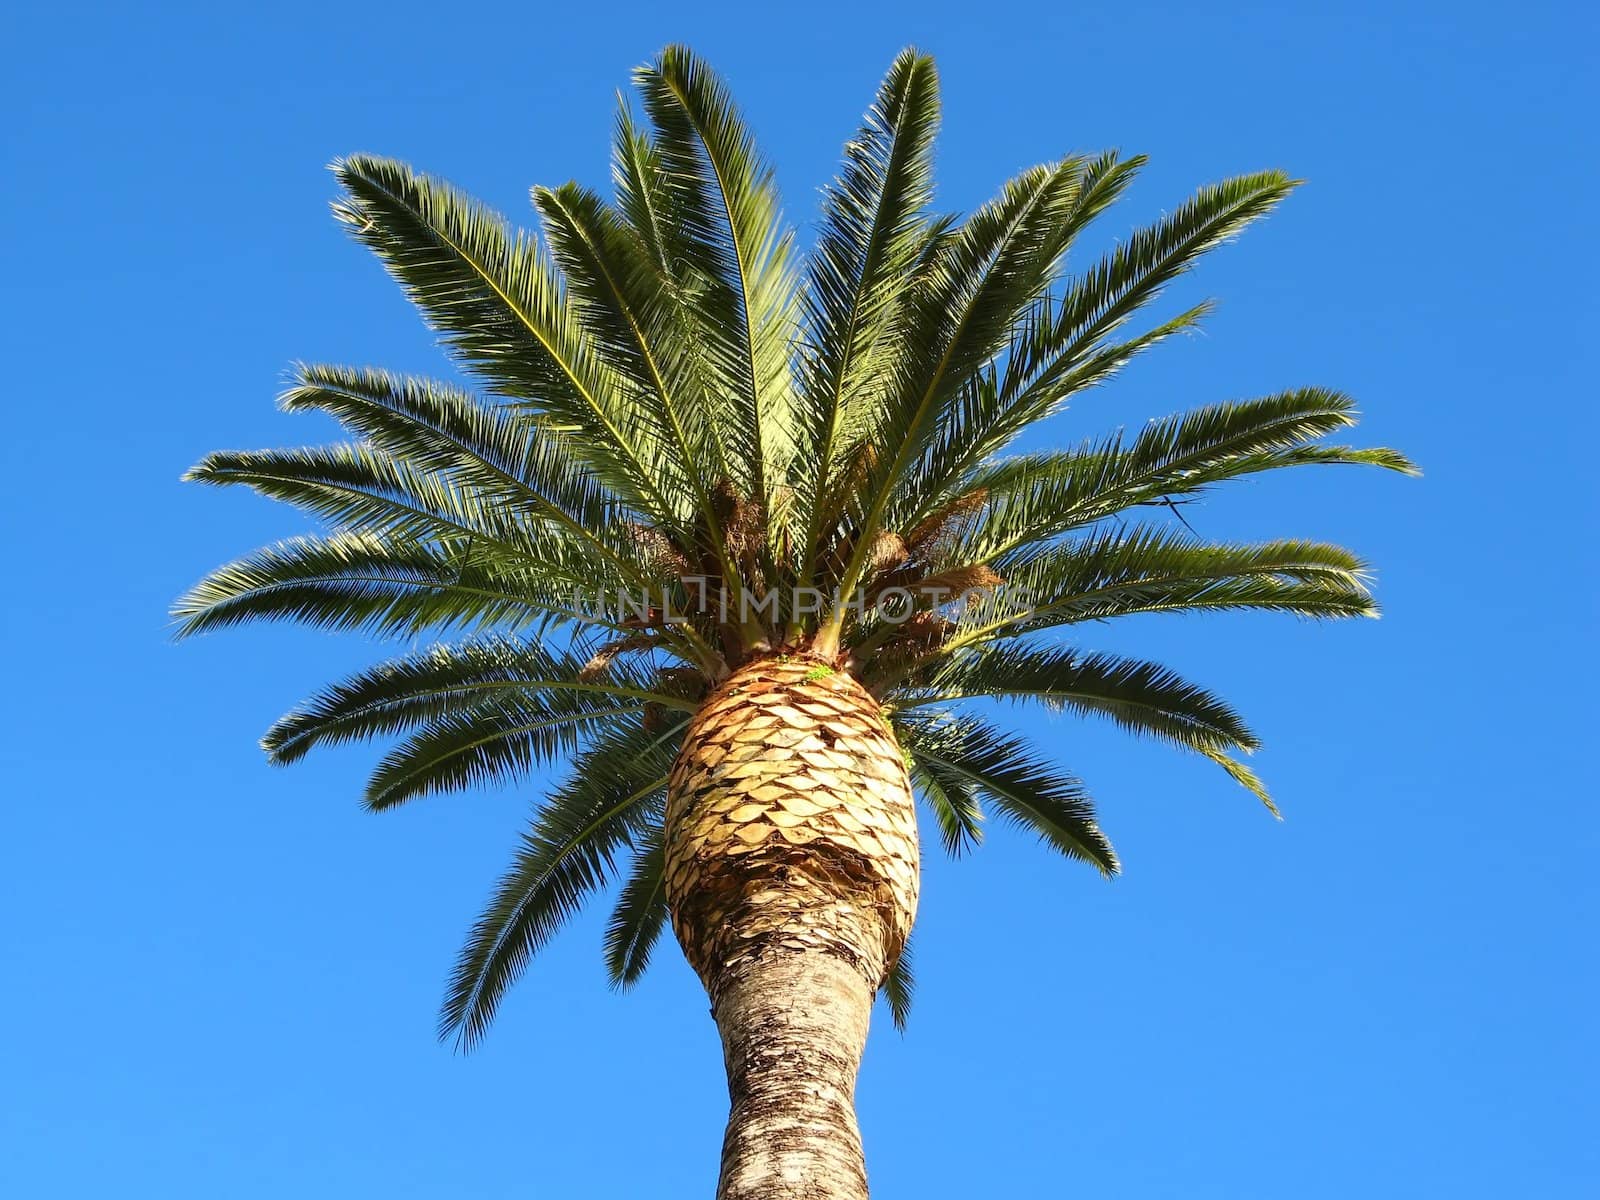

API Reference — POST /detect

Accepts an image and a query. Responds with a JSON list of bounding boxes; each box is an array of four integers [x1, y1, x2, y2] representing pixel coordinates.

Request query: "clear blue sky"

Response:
[[3, 1, 1595, 1196]]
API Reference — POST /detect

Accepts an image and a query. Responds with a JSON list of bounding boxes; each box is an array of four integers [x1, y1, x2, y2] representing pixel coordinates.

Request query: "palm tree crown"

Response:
[[176, 46, 1413, 1048]]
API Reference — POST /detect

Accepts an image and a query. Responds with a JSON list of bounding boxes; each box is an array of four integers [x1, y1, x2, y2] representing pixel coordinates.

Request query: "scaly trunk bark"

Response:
[[664, 656, 919, 1200], [711, 946, 875, 1200]]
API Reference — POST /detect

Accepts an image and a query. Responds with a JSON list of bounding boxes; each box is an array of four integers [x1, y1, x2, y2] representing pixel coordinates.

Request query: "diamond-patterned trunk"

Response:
[[664, 656, 920, 1200]]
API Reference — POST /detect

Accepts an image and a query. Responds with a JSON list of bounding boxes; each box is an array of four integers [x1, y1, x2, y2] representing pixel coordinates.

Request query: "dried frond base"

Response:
[[664, 657, 920, 997]]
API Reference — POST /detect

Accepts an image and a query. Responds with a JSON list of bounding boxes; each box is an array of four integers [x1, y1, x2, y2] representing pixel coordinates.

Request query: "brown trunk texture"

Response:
[[664, 656, 920, 1200]]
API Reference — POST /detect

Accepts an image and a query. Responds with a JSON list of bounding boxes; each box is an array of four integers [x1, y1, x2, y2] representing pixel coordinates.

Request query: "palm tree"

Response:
[[176, 46, 1412, 1200]]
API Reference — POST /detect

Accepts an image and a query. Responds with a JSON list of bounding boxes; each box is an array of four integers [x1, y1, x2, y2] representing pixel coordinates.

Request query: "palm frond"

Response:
[[907, 301, 1212, 522], [172, 532, 556, 638], [611, 107, 676, 273], [1002, 170, 1299, 417], [818, 156, 1091, 647], [914, 171, 1299, 503], [603, 824, 670, 988], [953, 389, 1416, 559], [881, 938, 915, 1031], [534, 182, 726, 477], [533, 181, 769, 603], [263, 637, 694, 765], [887, 643, 1280, 805], [330, 155, 679, 518], [901, 740, 986, 856], [281, 365, 641, 565], [795, 49, 941, 590], [885, 643, 1257, 753], [440, 718, 683, 1048], [895, 714, 1117, 875], [635, 46, 799, 508], [953, 530, 1377, 645], [362, 691, 648, 812], [184, 443, 594, 568], [1200, 746, 1280, 817]]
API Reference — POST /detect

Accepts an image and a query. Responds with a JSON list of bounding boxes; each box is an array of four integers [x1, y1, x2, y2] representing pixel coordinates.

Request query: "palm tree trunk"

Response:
[[664, 656, 919, 1200], [711, 943, 875, 1200]]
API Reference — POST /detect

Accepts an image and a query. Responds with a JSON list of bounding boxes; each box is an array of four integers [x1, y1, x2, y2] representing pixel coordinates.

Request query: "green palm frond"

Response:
[[951, 388, 1415, 559], [881, 939, 915, 1031], [185, 443, 595, 568], [534, 182, 728, 484], [957, 530, 1377, 645], [902, 743, 986, 856], [905, 172, 1298, 514], [636, 46, 799, 509], [263, 637, 694, 766], [908, 301, 1213, 521], [1200, 747, 1280, 817], [330, 154, 679, 518], [611, 108, 676, 273], [173, 532, 557, 638], [282, 365, 632, 556], [887, 643, 1279, 807], [531, 180, 770, 612], [895, 714, 1117, 875], [441, 717, 683, 1048], [603, 824, 670, 988], [363, 691, 648, 812], [795, 49, 941, 596], [999, 171, 1299, 419], [886, 643, 1257, 753], [817, 156, 1094, 648]]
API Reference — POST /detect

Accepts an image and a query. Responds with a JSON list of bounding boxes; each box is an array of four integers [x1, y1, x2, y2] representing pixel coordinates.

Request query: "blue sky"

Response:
[[3, 1, 1596, 1196]]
